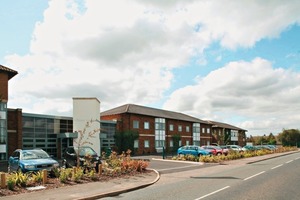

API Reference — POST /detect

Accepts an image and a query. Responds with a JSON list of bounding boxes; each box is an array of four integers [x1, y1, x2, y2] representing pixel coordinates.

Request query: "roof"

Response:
[[207, 120, 247, 131], [101, 104, 208, 124], [0, 65, 18, 80]]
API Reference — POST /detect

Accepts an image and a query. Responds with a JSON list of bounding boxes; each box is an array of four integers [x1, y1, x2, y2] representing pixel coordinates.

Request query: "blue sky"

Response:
[[1, 0, 300, 136]]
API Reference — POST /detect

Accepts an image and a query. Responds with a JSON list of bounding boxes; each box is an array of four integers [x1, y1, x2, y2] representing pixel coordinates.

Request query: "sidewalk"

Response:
[[1, 169, 160, 200], [1, 150, 299, 200]]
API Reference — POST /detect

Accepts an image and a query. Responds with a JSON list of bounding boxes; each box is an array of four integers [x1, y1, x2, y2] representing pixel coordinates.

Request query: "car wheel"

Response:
[[198, 153, 203, 157]]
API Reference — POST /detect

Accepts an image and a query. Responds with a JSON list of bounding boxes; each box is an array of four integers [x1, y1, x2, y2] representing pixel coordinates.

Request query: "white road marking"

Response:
[[271, 164, 283, 169], [158, 165, 199, 172], [295, 157, 300, 160], [195, 186, 230, 200], [244, 171, 265, 181], [286, 160, 293, 164]]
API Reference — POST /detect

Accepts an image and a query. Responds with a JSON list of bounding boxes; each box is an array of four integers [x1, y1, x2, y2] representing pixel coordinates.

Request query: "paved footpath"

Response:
[[1, 170, 159, 200], [1, 150, 299, 200]]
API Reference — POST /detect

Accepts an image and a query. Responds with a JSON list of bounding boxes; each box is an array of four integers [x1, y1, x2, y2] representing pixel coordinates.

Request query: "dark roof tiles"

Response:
[[101, 104, 208, 124], [0, 65, 18, 80]]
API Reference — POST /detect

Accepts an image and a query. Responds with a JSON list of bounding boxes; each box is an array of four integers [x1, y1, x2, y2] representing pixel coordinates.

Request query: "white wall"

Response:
[[73, 97, 101, 155]]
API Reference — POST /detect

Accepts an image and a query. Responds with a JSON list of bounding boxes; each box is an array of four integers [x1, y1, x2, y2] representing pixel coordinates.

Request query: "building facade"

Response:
[[100, 104, 215, 155]]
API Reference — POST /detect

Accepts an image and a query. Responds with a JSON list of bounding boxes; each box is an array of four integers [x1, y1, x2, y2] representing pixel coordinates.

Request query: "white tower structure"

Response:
[[73, 97, 101, 155]]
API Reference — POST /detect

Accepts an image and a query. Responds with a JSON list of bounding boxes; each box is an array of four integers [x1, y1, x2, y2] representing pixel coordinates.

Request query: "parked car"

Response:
[[8, 149, 59, 173], [242, 145, 258, 151], [201, 145, 223, 155], [219, 145, 229, 155], [227, 145, 243, 153], [177, 145, 211, 157], [62, 146, 101, 172]]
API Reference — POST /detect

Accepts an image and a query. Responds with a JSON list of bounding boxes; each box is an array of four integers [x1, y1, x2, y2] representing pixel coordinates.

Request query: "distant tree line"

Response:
[[247, 129, 300, 147]]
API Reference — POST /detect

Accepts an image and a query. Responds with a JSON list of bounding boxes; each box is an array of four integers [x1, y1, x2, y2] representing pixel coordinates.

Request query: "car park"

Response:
[[242, 145, 258, 151], [219, 145, 229, 155], [62, 146, 102, 172], [8, 149, 59, 173], [177, 145, 211, 156], [227, 145, 244, 153], [201, 145, 224, 155]]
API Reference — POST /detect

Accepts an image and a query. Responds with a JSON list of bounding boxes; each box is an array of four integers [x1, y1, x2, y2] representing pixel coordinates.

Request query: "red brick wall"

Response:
[[102, 113, 213, 155], [7, 109, 23, 156], [0, 73, 9, 101]]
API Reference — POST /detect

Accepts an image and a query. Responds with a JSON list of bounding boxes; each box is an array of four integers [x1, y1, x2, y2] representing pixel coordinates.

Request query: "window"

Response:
[[169, 139, 173, 147], [144, 140, 149, 148], [134, 140, 139, 148], [178, 125, 182, 132], [193, 123, 200, 141], [133, 120, 139, 129], [207, 128, 210, 134], [186, 126, 190, 132], [169, 124, 174, 131], [202, 127, 205, 133], [186, 141, 190, 146], [155, 118, 165, 148], [144, 122, 149, 129], [179, 140, 182, 147]]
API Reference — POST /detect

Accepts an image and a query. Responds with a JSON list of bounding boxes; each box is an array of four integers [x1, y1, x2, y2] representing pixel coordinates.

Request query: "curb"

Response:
[[246, 150, 300, 164], [75, 169, 160, 200]]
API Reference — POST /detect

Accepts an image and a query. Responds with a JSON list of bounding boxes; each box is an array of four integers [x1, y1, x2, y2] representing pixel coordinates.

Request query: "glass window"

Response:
[[178, 125, 182, 132], [133, 120, 139, 129], [144, 122, 149, 129], [144, 140, 149, 148], [207, 128, 210, 134], [169, 139, 173, 147], [134, 140, 139, 148], [186, 141, 190, 145], [169, 124, 174, 131], [186, 126, 190, 132], [202, 128, 205, 133]]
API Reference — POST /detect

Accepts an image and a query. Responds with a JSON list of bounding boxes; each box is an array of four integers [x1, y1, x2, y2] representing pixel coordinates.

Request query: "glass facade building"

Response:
[[0, 102, 7, 161], [22, 113, 73, 158]]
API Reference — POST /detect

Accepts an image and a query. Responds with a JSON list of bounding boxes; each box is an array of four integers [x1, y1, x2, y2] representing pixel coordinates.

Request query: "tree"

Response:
[[172, 134, 181, 153], [73, 119, 100, 167], [278, 129, 300, 147], [114, 130, 139, 154]]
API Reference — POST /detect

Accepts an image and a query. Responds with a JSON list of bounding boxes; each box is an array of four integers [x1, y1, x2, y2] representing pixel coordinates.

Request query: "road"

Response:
[[102, 152, 300, 200]]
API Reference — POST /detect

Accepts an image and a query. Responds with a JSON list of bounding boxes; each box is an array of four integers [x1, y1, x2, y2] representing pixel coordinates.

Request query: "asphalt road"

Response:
[[102, 152, 300, 200]]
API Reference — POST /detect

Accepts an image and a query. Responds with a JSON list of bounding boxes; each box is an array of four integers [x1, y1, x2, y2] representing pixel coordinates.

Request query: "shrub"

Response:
[[14, 171, 30, 187], [31, 171, 43, 184], [6, 174, 16, 190]]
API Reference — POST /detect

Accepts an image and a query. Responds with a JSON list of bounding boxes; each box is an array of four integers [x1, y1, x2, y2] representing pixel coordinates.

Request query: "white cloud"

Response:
[[4, 0, 300, 135], [163, 58, 300, 135]]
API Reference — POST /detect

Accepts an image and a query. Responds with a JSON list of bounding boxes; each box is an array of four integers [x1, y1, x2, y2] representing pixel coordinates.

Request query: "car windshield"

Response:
[[22, 150, 50, 160], [78, 147, 97, 157]]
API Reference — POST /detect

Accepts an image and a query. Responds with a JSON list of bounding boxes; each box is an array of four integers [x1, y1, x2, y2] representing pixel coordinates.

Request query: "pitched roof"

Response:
[[207, 120, 247, 131], [101, 104, 208, 124], [0, 65, 18, 80]]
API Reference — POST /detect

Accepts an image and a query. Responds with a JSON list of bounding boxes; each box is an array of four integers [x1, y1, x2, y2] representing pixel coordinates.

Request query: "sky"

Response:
[[1, 0, 300, 137]]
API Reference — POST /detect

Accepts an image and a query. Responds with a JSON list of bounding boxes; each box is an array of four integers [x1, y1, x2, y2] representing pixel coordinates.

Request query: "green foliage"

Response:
[[52, 166, 61, 178], [72, 167, 84, 183], [172, 134, 181, 153], [6, 174, 16, 190], [114, 130, 139, 154], [59, 168, 73, 183], [31, 171, 43, 183], [278, 129, 300, 147], [14, 171, 30, 187]]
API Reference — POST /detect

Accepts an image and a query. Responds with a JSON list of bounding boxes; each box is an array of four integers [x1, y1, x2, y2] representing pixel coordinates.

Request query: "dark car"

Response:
[[62, 146, 101, 172], [8, 149, 59, 173], [177, 145, 211, 157]]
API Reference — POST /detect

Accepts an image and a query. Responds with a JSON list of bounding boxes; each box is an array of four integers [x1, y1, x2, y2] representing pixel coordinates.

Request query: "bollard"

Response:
[[42, 169, 47, 185], [1, 173, 6, 189], [98, 164, 102, 176]]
